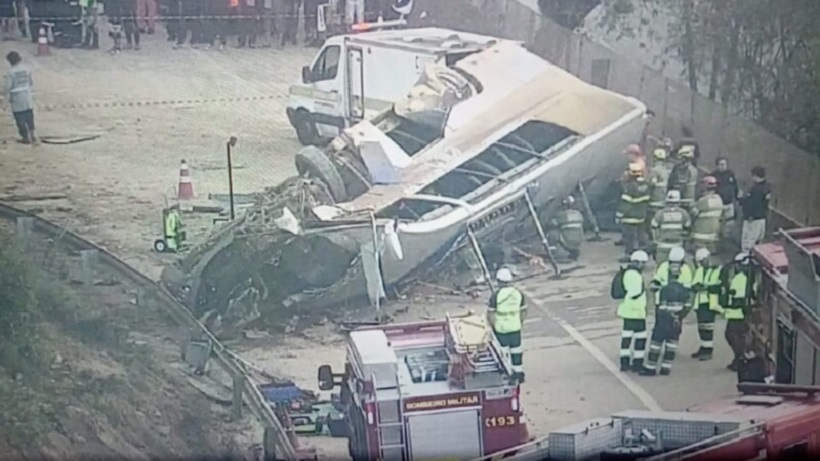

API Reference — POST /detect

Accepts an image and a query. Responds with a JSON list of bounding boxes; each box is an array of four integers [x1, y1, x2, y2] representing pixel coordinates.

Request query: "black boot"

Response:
[[659, 368, 671, 376], [699, 350, 713, 361], [691, 348, 704, 359], [620, 358, 630, 372], [727, 360, 739, 371], [631, 360, 645, 373], [639, 367, 656, 376]]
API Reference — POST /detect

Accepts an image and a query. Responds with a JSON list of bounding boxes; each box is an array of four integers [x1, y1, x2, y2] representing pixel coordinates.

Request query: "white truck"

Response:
[[286, 27, 508, 145]]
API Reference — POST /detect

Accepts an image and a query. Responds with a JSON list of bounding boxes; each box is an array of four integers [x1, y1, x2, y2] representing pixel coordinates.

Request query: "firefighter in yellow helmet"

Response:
[[616, 162, 651, 262], [668, 145, 699, 210]]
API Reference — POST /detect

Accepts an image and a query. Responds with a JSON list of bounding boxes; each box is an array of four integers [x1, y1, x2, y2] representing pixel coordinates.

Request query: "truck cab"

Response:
[[286, 27, 505, 146], [317, 315, 528, 461]]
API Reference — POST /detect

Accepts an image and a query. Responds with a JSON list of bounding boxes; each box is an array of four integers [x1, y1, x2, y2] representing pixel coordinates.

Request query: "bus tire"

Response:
[[295, 146, 348, 203], [293, 110, 319, 146]]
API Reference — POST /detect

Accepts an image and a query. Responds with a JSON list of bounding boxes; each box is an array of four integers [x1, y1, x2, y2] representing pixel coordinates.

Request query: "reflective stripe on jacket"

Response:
[[493, 286, 524, 334], [653, 261, 693, 304], [724, 272, 749, 320], [650, 206, 691, 248], [648, 163, 671, 208], [693, 265, 723, 313], [617, 268, 647, 319], [691, 193, 724, 242], [617, 178, 651, 224], [555, 209, 585, 249]]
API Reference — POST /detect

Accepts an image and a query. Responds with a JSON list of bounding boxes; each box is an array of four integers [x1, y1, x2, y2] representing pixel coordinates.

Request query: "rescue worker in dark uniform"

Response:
[[712, 157, 739, 240], [487, 268, 527, 382], [690, 248, 723, 361], [650, 190, 691, 264], [738, 166, 771, 252], [722, 252, 756, 371], [615, 250, 650, 372], [282, 0, 299, 46], [641, 262, 692, 376], [616, 162, 651, 262], [547, 196, 585, 262]]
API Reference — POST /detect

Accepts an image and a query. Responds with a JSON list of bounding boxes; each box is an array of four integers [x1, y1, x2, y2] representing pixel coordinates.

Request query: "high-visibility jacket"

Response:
[[555, 209, 585, 250], [653, 261, 693, 304], [491, 286, 525, 334], [650, 206, 691, 250], [690, 192, 724, 244], [617, 268, 648, 320], [724, 270, 753, 320], [648, 162, 672, 210], [617, 178, 651, 225], [693, 264, 723, 313], [165, 211, 179, 238]]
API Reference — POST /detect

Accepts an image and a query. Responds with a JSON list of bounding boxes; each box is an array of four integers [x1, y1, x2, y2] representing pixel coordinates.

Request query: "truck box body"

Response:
[[286, 28, 507, 145]]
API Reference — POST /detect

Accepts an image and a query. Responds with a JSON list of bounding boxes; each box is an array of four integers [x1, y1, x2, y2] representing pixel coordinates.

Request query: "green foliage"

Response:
[[0, 230, 43, 376], [600, 0, 820, 155]]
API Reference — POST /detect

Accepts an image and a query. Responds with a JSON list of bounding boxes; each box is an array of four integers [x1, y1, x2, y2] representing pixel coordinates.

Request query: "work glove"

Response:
[[691, 283, 704, 292], [650, 280, 662, 291], [630, 292, 643, 300]]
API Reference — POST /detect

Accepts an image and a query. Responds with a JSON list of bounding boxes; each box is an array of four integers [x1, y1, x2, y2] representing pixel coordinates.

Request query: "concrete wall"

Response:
[[412, 0, 820, 228]]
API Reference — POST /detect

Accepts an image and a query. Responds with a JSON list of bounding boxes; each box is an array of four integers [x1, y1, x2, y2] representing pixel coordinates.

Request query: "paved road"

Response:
[[509, 234, 738, 435]]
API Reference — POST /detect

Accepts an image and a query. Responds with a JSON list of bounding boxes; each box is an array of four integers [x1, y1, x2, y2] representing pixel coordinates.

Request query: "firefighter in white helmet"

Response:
[[650, 190, 692, 264], [690, 248, 724, 361], [487, 268, 527, 382], [640, 246, 692, 376], [611, 250, 650, 372], [722, 251, 757, 371]]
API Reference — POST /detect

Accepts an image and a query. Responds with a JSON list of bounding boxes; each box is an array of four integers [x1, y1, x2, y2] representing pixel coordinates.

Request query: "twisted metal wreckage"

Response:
[[160, 40, 649, 328]]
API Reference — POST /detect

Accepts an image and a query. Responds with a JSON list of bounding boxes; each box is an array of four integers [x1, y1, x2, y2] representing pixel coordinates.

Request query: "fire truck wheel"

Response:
[[295, 145, 349, 203]]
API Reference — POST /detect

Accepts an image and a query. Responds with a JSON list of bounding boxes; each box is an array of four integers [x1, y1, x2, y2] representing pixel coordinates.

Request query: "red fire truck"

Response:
[[749, 226, 820, 386], [316, 314, 529, 460]]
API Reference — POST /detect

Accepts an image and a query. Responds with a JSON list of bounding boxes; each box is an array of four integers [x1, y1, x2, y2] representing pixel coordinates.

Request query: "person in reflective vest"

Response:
[[640, 269, 691, 376], [651, 246, 693, 306], [164, 209, 182, 251], [690, 248, 723, 361], [690, 176, 724, 254], [617, 163, 651, 262], [647, 147, 672, 218], [650, 190, 691, 264], [616, 250, 650, 372], [668, 145, 699, 210], [487, 268, 527, 382], [548, 195, 585, 261], [722, 252, 756, 371]]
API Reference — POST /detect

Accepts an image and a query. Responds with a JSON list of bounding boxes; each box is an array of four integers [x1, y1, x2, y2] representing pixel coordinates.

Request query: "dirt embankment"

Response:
[[0, 227, 253, 459]]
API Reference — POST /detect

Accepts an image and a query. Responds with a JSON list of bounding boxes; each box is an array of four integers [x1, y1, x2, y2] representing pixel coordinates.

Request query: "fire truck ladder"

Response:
[[445, 314, 514, 378], [371, 373, 407, 461]]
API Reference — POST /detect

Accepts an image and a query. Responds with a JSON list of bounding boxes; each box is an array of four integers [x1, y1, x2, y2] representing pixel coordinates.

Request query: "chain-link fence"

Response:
[[413, 0, 820, 229]]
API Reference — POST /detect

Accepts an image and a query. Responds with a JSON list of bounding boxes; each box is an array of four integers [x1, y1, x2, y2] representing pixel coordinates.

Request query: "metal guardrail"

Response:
[[0, 202, 299, 461], [469, 436, 549, 461], [644, 422, 766, 461]]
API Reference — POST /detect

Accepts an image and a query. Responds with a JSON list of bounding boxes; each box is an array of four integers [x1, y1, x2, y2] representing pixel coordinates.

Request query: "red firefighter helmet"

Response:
[[702, 175, 718, 189]]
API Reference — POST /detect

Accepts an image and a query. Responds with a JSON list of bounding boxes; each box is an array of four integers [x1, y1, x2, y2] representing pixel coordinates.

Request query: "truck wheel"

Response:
[[293, 110, 319, 146], [295, 146, 348, 203]]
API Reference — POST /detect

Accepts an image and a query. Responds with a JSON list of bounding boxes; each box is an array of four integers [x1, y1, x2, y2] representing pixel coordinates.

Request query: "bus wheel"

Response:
[[293, 110, 319, 146]]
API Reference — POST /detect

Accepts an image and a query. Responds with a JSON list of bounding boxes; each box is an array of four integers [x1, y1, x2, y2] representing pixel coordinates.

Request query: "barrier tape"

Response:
[[35, 94, 284, 111], [27, 13, 352, 21]]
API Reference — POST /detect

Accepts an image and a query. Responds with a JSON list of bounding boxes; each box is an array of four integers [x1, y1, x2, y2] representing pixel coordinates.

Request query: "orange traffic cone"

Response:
[[36, 26, 50, 56], [177, 159, 194, 211]]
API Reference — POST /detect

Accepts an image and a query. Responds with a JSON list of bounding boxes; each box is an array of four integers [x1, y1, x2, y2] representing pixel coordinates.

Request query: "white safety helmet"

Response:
[[695, 248, 711, 262], [496, 268, 513, 283], [666, 190, 681, 203], [630, 250, 650, 263], [669, 247, 686, 263], [734, 252, 751, 264]]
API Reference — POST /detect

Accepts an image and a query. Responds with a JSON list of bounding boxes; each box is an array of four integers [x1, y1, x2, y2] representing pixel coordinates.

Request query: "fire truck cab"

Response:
[[317, 315, 528, 460]]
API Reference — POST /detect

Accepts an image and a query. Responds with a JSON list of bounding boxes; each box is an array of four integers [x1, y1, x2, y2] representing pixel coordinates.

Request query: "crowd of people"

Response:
[[1, 0, 410, 52]]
